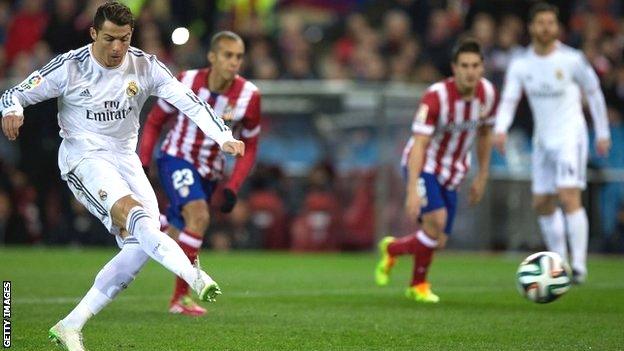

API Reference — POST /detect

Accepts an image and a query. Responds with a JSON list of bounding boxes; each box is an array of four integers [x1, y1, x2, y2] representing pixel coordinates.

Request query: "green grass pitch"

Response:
[[1, 247, 623, 350]]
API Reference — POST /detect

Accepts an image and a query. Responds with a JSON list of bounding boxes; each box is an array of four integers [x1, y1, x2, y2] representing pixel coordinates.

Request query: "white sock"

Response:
[[62, 238, 148, 330], [126, 207, 197, 286], [565, 208, 589, 275], [538, 208, 567, 261]]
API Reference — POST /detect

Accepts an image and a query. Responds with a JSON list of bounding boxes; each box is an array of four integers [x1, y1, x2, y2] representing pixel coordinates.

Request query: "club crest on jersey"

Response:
[[179, 186, 190, 198], [126, 81, 139, 97], [98, 189, 108, 201], [555, 69, 563, 80]]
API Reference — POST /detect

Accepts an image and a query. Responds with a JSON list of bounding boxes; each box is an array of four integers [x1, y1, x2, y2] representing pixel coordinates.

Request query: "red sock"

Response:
[[411, 230, 437, 286], [172, 229, 203, 302], [387, 233, 420, 256]]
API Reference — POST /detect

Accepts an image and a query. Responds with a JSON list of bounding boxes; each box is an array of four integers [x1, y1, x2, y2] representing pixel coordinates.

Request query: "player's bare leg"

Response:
[[534, 194, 568, 263], [111, 195, 221, 302], [169, 199, 210, 316], [558, 187, 588, 284]]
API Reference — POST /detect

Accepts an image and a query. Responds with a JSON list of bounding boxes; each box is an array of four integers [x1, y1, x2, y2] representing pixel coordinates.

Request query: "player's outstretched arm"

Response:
[[149, 56, 242, 153], [1, 52, 68, 140]]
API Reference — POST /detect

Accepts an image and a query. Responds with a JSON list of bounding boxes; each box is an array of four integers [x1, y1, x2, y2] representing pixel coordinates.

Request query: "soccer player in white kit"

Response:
[[493, 2, 611, 284], [0, 2, 244, 350]]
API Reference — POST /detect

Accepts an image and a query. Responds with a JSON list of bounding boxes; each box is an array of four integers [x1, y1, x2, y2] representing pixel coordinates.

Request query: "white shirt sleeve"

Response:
[[1, 55, 65, 117], [572, 53, 610, 140], [149, 57, 235, 147], [494, 59, 523, 134]]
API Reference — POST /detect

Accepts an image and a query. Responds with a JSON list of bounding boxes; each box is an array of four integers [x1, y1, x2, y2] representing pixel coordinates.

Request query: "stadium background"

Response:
[[0, 0, 623, 255]]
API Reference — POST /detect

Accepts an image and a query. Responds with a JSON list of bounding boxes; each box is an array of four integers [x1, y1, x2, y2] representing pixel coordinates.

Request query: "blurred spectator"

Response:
[[43, 0, 82, 54], [290, 162, 342, 251], [487, 15, 523, 86], [4, 0, 48, 65]]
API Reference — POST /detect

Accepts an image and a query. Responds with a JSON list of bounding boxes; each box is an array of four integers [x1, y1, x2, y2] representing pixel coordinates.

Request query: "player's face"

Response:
[[90, 20, 132, 68], [208, 39, 245, 81], [529, 11, 559, 46], [452, 52, 483, 93]]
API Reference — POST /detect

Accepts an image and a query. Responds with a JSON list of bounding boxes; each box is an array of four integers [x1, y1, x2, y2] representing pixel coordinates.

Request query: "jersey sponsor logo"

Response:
[[439, 119, 480, 133], [86, 100, 132, 122], [415, 104, 429, 124], [126, 81, 139, 97], [17, 73, 43, 91]]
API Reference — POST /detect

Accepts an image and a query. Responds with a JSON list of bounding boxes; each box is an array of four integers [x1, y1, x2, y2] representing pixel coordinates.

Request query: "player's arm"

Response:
[[493, 60, 523, 154], [573, 53, 611, 156], [149, 58, 244, 156], [138, 98, 178, 169], [470, 85, 498, 206], [1, 54, 66, 140], [405, 92, 438, 221], [221, 91, 261, 213]]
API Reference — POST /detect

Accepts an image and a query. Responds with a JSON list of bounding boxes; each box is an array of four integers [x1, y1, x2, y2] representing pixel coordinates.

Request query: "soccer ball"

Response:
[[516, 251, 572, 303]]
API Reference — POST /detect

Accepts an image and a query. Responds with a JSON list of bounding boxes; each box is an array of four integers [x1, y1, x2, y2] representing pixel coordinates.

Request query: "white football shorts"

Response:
[[61, 150, 160, 236], [531, 134, 588, 194]]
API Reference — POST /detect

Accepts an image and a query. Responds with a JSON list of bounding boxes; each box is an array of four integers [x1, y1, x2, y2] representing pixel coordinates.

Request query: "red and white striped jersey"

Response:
[[139, 68, 261, 192], [401, 78, 498, 190]]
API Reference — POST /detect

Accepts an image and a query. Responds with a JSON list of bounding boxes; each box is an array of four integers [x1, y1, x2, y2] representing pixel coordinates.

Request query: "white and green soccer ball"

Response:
[[516, 251, 572, 303]]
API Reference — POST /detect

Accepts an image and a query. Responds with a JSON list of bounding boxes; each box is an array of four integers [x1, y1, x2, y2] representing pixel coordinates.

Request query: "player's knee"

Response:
[[111, 195, 144, 228], [422, 219, 446, 240], [558, 190, 582, 212], [532, 196, 556, 215]]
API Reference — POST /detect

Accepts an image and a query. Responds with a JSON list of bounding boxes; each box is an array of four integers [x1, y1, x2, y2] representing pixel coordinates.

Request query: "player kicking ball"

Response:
[[0, 2, 243, 350], [139, 31, 261, 316], [375, 38, 498, 302]]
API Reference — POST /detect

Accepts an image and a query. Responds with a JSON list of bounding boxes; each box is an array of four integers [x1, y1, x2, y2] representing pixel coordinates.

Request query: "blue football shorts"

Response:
[[157, 154, 217, 230], [402, 168, 457, 235]]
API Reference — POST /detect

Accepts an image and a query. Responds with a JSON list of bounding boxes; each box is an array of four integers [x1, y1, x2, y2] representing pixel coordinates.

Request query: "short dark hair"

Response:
[[452, 38, 483, 62], [528, 2, 559, 23], [209, 31, 243, 53], [93, 1, 134, 32]]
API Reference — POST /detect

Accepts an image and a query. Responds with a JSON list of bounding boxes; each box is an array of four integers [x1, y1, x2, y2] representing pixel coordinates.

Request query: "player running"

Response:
[[493, 2, 610, 284], [139, 31, 261, 316], [0, 2, 243, 350], [375, 38, 498, 303]]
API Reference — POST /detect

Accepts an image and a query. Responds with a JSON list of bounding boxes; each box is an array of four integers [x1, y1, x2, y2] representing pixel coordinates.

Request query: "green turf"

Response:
[[1, 247, 623, 350]]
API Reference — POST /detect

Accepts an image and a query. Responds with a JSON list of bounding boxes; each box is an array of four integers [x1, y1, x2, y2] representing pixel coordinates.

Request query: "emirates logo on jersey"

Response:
[[126, 81, 139, 97]]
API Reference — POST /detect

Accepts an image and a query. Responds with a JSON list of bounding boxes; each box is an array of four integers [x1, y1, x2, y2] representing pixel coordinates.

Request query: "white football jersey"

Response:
[[495, 42, 609, 149], [0, 44, 234, 175]]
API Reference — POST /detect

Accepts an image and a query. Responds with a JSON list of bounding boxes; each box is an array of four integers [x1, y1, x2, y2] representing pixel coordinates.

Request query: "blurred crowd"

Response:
[[0, 0, 623, 252]]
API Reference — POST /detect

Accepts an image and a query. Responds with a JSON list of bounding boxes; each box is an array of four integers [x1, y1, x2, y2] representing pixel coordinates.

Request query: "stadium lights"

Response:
[[171, 27, 190, 45]]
